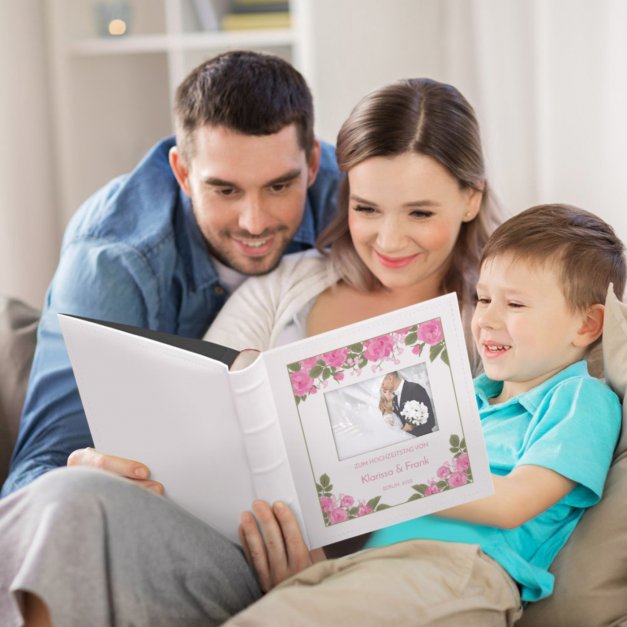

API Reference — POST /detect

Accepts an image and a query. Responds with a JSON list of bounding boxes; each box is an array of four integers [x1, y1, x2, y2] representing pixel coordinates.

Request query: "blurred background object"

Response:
[[1, 0, 626, 307]]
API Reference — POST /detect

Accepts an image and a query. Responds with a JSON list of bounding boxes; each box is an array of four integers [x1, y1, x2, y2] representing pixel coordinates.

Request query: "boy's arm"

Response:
[[438, 465, 576, 529]]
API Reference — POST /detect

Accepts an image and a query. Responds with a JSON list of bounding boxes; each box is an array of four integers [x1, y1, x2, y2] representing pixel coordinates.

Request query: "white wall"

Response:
[[1, 0, 626, 307], [0, 1, 59, 308], [303, 0, 627, 249]]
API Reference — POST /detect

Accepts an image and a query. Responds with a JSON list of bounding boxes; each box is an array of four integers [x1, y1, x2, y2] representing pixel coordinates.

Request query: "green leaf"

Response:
[[322, 368, 332, 380], [404, 332, 418, 345], [309, 365, 323, 378], [366, 496, 381, 509], [460, 438, 466, 450], [316, 483, 323, 494], [288, 362, 301, 372], [348, 507, 359, 517], [407, 493, 422, 501], [412, 483, 428, 495], [429, 342, 444, 361], [375, 503, 391, 511], [436, 480, 448, 489], [349, 342, 364, 352], [450, 434, 460, 448], [440, 348, 449, 366], [319, 474, 331, 488]]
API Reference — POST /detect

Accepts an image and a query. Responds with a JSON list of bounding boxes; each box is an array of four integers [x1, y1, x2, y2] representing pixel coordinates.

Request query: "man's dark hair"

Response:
[[174, 50, 314, 161]]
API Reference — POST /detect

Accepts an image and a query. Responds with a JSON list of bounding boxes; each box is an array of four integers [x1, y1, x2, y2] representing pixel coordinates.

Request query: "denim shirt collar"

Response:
[[475, 360, 589, 413], [177, 191, 219, 292]]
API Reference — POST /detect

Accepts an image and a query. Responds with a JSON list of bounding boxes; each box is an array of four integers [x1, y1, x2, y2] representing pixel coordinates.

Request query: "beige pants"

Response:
[[227, 540, 523, 627]]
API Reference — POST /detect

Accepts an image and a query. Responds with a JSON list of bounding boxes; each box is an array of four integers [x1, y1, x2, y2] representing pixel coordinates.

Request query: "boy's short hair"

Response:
[[481, 204, 626, 311], [174, 50, 314, 162]]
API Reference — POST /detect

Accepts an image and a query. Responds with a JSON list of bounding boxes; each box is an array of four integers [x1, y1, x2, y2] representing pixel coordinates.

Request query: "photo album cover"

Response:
[[59, 292, 492, 548]]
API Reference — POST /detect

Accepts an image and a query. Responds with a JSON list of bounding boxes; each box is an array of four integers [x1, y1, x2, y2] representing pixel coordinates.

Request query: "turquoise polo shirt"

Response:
[[366, 361, 621, 602]]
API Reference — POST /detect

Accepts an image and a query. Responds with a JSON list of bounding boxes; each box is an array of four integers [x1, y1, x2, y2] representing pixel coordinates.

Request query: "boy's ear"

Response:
[[573, 304, 605, 348]]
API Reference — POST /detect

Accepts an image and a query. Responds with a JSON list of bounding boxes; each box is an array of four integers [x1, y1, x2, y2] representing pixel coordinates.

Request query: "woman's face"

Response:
[[347, 153, 481, 297]]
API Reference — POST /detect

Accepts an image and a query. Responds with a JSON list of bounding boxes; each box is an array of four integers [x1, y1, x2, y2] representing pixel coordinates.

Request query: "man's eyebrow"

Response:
[[266, 168, 302, 186], [204, 176, 239, 187], [203, 168, 302, 188]]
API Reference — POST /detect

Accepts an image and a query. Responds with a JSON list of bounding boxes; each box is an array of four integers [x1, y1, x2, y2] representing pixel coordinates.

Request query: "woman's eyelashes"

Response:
[[351, 203, 377, 215], [351, 204, 435, 219], [409, 209, 434, 219]]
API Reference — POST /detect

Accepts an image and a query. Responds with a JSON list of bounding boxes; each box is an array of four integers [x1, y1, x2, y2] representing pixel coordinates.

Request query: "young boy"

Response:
[[228, 204, 625, 626]]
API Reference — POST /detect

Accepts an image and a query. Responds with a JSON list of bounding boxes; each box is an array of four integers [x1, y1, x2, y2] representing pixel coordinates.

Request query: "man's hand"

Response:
[[239, 500, 325, 593], [67, 448, 164, 494]]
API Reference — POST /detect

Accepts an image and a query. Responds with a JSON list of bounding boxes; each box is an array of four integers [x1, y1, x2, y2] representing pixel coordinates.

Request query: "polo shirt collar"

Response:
[[475, 360, 589, 413]]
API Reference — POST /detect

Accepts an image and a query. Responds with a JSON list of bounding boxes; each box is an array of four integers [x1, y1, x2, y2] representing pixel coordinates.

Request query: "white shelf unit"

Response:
[[46, 0, 303, 224]]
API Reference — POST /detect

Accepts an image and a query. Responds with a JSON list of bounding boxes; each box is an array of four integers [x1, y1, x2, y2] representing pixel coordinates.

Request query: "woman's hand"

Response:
[[66, 448, 164, 494], [239, 500, 325, 593]]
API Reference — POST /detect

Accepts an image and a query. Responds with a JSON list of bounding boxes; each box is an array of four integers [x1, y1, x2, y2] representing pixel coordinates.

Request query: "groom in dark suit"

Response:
[[384, 371, 437, 437]]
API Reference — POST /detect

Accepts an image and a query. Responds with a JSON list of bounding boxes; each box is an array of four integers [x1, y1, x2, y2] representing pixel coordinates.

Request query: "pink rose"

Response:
[[363, 334, 395, 362], [340, 494, 354, 508], [412, 344, 423, 355], [322, 348, 349, 368], [328, 508, 349, 524], [418, 319, 443, 345], [447, 471, 469, 487], [300, 356, 319, 371], [357, 503, 373, 516], [397, 326, 413, 336], [424, 481, 441, 495], [319, 495, 335, 513], [333, 371, 344, 382], [290, 370, 314, 396], [454, 453, 470, 472], [436, 463, 451, 479]]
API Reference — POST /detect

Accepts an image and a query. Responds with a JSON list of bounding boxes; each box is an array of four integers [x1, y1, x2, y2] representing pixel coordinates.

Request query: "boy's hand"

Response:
[[67, 448, 164, 494], [239, 500, 325, 592]]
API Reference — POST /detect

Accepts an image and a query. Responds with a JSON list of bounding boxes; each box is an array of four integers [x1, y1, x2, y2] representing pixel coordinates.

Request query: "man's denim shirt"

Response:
[[2, 137, 340, 496]]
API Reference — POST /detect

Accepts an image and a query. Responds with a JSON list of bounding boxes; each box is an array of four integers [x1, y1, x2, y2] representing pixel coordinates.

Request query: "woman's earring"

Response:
[[464, 211, 473, 219]]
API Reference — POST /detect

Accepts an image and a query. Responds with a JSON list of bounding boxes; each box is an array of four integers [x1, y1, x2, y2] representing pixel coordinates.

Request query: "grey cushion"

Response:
[[518, 287, 627, 627], [0, 296, 39, 484]]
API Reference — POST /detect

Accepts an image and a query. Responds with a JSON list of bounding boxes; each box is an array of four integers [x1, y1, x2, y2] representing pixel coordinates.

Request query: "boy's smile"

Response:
[[471, 253, 590, 401]]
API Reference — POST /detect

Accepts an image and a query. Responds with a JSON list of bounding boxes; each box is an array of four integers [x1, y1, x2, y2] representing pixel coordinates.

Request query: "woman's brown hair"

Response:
[[317, 78, 500, 312]]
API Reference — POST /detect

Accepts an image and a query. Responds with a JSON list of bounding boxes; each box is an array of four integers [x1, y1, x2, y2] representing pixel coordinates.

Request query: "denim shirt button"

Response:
[[213, 285, 225, 295]]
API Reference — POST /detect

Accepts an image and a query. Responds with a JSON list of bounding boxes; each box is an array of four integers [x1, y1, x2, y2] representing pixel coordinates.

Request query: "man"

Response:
[[1, 50, 340, 497], [382, 371, 437, 437]]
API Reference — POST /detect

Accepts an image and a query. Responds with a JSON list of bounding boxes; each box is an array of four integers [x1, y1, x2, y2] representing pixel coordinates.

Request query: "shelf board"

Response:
[[69, 29, 295, 56]]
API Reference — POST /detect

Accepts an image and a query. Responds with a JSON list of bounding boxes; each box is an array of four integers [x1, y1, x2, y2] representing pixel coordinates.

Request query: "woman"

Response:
[[7, 78, 502, 627]]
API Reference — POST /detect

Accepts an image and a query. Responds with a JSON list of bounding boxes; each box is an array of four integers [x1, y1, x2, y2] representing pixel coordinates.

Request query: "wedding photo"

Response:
[[324, 364, 438, 460]]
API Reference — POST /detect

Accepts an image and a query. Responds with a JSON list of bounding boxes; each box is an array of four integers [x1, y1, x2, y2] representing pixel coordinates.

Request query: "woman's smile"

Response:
[[374, 250, 421, 268]]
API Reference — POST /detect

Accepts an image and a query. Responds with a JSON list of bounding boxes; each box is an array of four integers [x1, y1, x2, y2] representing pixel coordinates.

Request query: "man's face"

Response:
[[382, 373, 400, 393], [170, 124, 320, 275]]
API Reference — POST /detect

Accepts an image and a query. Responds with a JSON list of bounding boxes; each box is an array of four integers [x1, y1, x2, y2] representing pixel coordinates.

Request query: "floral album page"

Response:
[[263, 293, 493, 548]]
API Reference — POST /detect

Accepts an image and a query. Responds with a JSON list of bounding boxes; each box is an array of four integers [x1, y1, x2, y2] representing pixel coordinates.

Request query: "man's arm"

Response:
[[1, 240, 157, 496]]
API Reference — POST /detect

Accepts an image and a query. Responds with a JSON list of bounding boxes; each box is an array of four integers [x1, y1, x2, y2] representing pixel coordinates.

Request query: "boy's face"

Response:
[[170, 124, 320, 276], [471, 253, 588, 398]]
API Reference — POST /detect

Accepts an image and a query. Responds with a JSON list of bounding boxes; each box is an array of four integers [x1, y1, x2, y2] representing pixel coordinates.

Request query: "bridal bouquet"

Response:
[[401, 400, 430, 426]]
